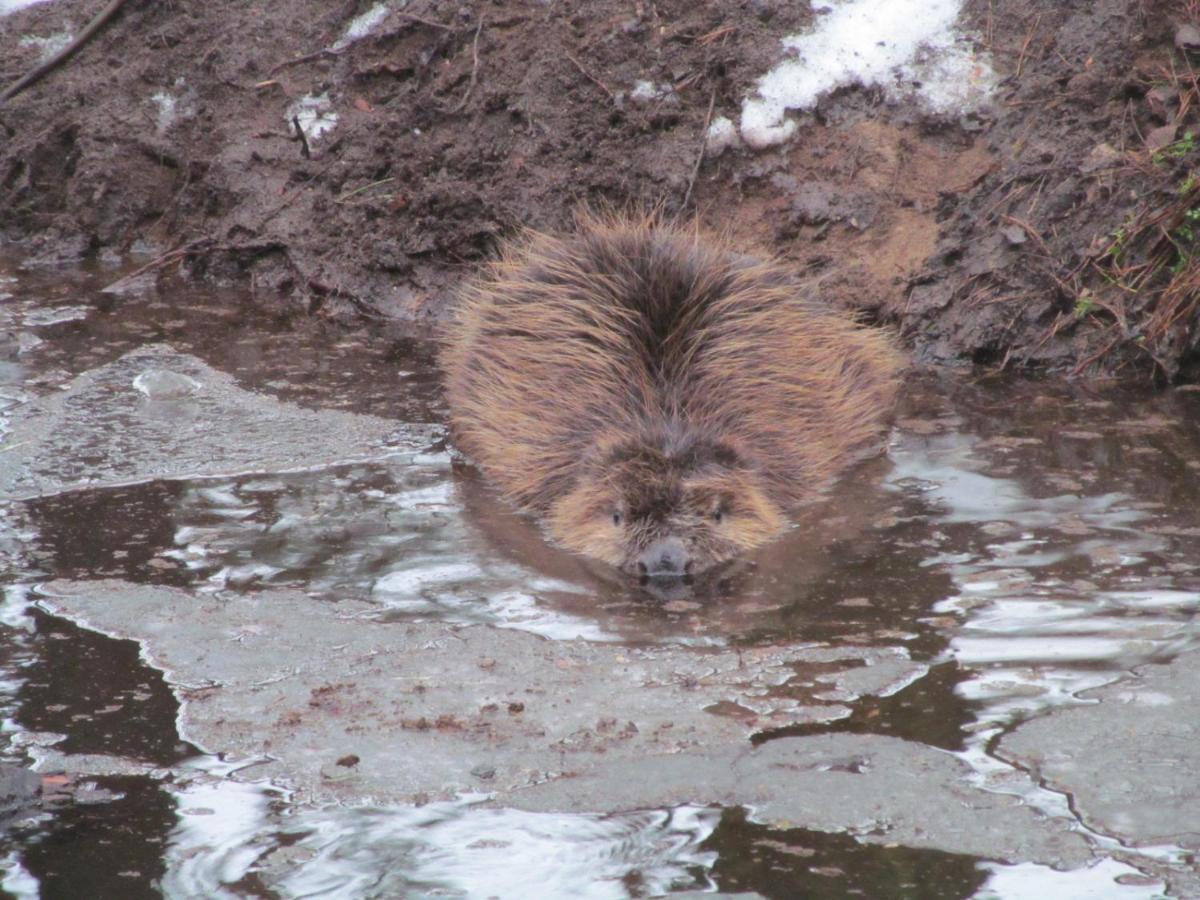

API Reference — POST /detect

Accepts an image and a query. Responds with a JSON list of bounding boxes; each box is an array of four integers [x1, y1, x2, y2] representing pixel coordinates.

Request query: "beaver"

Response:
[[441, 213, 902, 578]]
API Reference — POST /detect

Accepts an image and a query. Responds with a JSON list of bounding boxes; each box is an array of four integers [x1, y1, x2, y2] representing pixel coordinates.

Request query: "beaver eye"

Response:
[[711, 508, 723, 523], [612, 511, 622, 526]]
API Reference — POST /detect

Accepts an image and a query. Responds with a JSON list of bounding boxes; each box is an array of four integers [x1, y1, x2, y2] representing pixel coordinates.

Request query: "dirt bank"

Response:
[[1, 0, 1198, 379]]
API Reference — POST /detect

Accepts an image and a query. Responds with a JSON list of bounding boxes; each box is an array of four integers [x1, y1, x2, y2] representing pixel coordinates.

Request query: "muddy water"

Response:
[[0, 258, 1198, 897]]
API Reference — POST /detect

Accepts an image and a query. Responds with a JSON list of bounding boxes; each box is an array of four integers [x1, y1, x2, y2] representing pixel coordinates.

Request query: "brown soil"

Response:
[[1, 0, 1198, 379]]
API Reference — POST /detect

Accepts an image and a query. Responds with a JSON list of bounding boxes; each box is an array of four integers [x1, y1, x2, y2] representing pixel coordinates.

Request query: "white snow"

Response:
[[630, 80, 673, 103], [331, 2, 390, 51], [739, 0, 995, 149], [0, 0, 54, 15], [705, 116, 740, 155], [287, 93, 338, 141], [150, 91, 178, 133], [18, 31, 71, 61]]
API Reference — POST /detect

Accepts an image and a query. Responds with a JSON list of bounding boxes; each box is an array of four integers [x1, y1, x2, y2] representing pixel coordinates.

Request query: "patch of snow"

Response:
[[150, 91, 177, 133], [18, 31, 71, 61], [705, 116, 740, 155], [132, 368, 202, 400], [287, 93, 338, 142], [739, 0, 995, 149], [0, 0, 53, 15], [331, 2, 390, 51], [630, 80, 673, 103]]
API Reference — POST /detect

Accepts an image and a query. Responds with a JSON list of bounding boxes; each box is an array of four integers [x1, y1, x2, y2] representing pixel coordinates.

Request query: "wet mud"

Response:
[[2, 1, 1198, 378], [1, 260, 1200, 896]]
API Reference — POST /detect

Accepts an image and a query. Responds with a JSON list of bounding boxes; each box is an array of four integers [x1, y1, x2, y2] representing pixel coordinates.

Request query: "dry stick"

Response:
[[269, 48, 340, 78], [999, 213, 1053, 259], [1014, 13, 1041, 79], [682, 88, 717, 211], [100, 239, 213, 294], [259, 154, 343, 227], [565, 52, 614, 102], [268, 10, 458, 78], [696, 25, 735, 45], [397, 11, 457, 31], [1070, 334, 1122, 377], [451, 19, 484, 113], [291, 115, 311, 159], [0, 0, 132, 106]]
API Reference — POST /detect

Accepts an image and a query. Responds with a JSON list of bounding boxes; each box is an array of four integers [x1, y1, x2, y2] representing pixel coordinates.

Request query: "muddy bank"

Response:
[[1, 0, 1198, 378]]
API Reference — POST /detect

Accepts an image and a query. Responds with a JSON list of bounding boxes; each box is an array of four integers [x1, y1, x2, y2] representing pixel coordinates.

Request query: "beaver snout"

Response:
[[636, 537, 691, 576]]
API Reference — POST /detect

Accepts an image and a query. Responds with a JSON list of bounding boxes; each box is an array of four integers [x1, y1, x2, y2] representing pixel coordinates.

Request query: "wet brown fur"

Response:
[[440, 213, 903, 573]]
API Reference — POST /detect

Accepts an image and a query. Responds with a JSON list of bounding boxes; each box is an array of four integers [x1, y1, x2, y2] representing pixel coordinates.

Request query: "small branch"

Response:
[[268, 9, 463, 78], [100, 239, 213, 293], [101, 239, 288, 294], [450, 19, 484, 113], [259, 155, 343, 227], [397, 11, 457, 31], [268, 48, 340, 78], [1014, 13, 1042, 79], [0, 0, 132, 107], [334, 177, 395, 204], [291, 116, 311, 159], [682, 88, 717, 210], [565, 52, 614, 103], [696, 25, 735, 45]]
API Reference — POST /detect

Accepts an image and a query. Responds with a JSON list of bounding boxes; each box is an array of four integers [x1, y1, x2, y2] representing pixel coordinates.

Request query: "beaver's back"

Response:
[[441, 214, 901, 513]]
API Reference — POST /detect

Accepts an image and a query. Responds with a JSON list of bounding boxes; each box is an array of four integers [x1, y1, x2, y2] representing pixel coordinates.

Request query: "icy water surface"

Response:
[[0, 258, 1198, 897]]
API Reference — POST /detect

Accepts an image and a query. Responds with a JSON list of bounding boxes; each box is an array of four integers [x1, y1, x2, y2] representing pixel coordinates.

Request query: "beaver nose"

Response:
[[636, 537, 690, 576]]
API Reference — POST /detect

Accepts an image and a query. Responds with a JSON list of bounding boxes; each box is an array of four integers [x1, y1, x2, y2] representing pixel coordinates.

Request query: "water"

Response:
[[0, 256, 1197, 896]]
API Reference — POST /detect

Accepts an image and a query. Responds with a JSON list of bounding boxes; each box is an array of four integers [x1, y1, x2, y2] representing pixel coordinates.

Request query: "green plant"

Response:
[[1106, 224, 1130, 266], [1152, 130, 1197, 165]]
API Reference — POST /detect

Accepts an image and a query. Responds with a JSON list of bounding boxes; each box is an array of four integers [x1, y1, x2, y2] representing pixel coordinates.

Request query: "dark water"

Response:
[[1, 257, 1197, 896]]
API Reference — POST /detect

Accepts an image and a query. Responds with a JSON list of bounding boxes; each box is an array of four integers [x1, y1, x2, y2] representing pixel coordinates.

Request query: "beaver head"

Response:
[[545, 432, 786, 577]]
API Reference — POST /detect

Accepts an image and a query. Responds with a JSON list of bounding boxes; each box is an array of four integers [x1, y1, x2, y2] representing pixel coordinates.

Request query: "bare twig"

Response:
[[100, 239, 213, 293], [565, 52, 614, 102], [269, 9, 461, 78], [291, 115, 311, 159], [999, 214, 1052, 258], [451, 19, 484, 113], [682, 87, 717, 210], [1070, 334, 1122, 377], [259, 155, 343, 227], [268, 49, 340, 78], [1014, 13, 1041, 79], [0, 0, 132, 106], [334, 177, 396, 204], [696, 25, 736, 45], [397, 11, 457, 31]]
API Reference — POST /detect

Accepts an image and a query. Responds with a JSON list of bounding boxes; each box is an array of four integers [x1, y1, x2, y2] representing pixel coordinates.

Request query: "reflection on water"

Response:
[[264, 802, 718, 899], [1, 257, 1199, 896], [884, 412, 1200, 852], [975, 859, 1166, 899], [164, 771, 282, 900]]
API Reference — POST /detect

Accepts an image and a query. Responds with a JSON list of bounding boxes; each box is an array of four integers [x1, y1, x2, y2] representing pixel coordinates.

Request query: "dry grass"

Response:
[[1060, 23, 1200, 379]]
